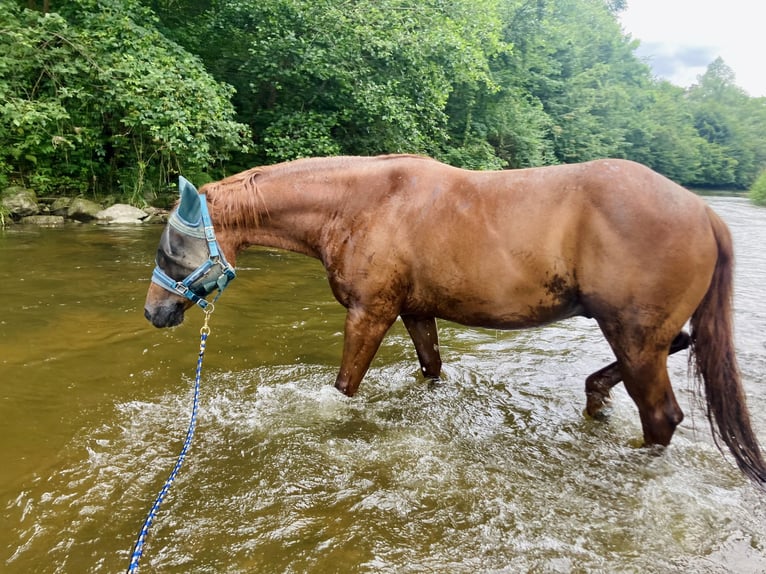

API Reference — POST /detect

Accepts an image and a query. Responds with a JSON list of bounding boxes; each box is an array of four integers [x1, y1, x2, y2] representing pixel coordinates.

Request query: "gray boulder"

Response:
[[2, 186, 39, 218], [50, 197, 73, 216], [67, 198, 103, 222], [141, 206, 170, 224], [96, 203, 148, 224], [20, 215, 66, 226]]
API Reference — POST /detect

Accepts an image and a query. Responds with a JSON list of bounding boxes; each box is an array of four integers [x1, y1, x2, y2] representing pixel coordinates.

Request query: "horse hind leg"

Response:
[[598, 323, 685, 445], [624, 352, 684, 446], [585, 331, 690, 420], [401, 315, 442, 379], [585, 362, 622, 420]]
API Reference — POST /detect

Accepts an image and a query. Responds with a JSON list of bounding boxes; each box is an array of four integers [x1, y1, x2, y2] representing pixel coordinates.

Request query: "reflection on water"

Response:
[[1, 198, 765, 573]]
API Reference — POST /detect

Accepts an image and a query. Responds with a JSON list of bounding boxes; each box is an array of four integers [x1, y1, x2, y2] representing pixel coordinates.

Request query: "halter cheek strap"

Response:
[[151, 193, 236, 309]]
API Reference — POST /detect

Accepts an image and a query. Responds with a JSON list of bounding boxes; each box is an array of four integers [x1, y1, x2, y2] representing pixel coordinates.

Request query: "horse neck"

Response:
[[206, 164, 349, 261]]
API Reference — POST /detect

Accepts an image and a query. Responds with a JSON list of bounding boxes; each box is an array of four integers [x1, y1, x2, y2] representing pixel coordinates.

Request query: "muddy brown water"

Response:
[[1, 196, 765, 573]]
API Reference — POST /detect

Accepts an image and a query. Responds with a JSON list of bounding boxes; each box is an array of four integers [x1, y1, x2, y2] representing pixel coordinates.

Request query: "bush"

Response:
[[0, 1, 249, 201], [749, 170, 766, 206]]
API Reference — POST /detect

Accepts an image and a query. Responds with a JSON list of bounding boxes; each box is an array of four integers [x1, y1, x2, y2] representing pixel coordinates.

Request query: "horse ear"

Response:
[[177, 176, 201, 224]]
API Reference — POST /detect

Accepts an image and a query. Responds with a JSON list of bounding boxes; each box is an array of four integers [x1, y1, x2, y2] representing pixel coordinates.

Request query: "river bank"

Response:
[[0, 185, 168, 226]]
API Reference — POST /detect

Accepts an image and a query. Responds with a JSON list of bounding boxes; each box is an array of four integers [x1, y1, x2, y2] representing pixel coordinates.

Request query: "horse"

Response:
[[144, 154, 766, 486]]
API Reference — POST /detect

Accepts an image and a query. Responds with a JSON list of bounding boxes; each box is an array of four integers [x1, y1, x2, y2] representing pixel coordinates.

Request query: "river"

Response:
[[1, 196, 764, 573]]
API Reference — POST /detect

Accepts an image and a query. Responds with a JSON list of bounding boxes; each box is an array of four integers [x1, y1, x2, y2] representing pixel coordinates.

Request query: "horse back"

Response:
[[332, 157, 717, 331]]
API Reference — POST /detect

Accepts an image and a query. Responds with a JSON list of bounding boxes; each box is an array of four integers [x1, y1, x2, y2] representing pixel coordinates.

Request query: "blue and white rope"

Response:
[[127, 315, 210, 573]]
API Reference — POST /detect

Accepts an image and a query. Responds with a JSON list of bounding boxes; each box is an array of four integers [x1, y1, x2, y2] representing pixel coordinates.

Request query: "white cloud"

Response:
[[620, 0, 766, 97]]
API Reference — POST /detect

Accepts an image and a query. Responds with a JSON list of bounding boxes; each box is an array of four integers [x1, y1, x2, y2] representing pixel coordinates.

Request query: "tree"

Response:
[[0, 0, 249, 198], [496, 0, 652, 165], [749, 169, 766, 206], [686, 58, 766, 188], [153, 0, 507, 166], [625, 80, 705, 184], [4, 0, 766, 197]]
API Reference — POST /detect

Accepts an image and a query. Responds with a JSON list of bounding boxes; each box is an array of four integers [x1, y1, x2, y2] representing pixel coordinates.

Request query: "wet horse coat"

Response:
[[144, 155, 766, 485]]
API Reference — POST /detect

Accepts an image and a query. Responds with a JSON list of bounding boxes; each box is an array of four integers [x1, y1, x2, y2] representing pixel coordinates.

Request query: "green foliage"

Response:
[[749, 170, 766, 206], [159, 0, 507, 166], [685, 58, 765, 189], [625, 81, 706, 184], [0, 0, 248, 200], [2, 0, 766, 199], [496, 0, 644, 163]]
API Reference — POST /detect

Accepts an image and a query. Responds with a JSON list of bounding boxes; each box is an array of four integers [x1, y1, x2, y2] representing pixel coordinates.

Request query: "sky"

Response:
[[619, 0, 766, 97]]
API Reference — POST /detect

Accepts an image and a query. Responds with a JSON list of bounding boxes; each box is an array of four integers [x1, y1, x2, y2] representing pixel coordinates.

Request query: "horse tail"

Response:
[[690, 206, 766, 486]]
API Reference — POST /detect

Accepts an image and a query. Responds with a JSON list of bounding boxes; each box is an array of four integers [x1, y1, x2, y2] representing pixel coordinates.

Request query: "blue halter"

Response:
[[151, 179, 236, 309]]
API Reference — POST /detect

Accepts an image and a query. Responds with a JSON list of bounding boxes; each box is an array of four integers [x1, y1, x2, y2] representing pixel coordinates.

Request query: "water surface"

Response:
[[1, 197, 765, 573]]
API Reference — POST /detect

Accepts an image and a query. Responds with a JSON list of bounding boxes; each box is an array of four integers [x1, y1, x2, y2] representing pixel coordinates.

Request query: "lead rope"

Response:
[[127, 304, 214, 573]]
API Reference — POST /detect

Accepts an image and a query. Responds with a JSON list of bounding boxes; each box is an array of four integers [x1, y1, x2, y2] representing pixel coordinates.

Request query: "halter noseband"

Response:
[[151, 192, 236, 309]]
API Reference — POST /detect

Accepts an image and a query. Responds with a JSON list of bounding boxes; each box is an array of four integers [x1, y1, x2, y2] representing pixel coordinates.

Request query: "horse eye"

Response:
[[156, 248, 170, 267], [156, 248, 188, 281]]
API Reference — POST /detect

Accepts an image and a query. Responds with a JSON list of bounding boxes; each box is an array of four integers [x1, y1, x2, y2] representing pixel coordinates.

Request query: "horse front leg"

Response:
[[585, 331, 690, 419], [334, 306, 397, 397], [401, 315, 442, 379]]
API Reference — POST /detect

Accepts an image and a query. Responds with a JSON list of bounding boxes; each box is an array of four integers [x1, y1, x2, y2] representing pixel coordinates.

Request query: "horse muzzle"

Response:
[[144, 301, 187, 328], [145, 305, 183, 328], [144, 284, 189, 328]]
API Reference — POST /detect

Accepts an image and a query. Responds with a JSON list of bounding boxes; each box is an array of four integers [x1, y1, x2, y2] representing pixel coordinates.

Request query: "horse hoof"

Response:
[[426, 378, 445, 391], [585, 406, 613, 421], [334, 380, 356, 397], [585, 392, 612, 420]]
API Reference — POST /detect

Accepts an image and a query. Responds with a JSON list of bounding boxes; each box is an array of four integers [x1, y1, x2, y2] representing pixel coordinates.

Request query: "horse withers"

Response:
[[144, 155, 766, 486]]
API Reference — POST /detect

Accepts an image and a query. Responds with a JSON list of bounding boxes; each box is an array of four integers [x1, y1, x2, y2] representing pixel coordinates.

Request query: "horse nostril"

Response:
[[144, 301, 186, 328]]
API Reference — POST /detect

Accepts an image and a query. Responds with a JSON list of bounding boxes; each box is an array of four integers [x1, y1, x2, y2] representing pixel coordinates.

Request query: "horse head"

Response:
[[144, 177, 236, 328]]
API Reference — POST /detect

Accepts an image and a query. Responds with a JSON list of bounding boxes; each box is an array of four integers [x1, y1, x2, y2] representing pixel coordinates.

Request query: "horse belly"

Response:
[[406, 267, 583, 330]]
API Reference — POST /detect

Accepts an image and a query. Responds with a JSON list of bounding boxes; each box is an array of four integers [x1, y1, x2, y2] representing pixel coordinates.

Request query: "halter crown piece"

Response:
[[151, 176, 236, 309]]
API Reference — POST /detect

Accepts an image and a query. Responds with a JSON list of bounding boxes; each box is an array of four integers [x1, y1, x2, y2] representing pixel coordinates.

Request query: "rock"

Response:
[[96, 203, 148, 224], [50, 197, 72, 216], [141, 206, 170, 224], [67, 198, 104, 221], [141, 212, 170, 224], [20, 215, 66, 226], [1, 186, 39, 218]]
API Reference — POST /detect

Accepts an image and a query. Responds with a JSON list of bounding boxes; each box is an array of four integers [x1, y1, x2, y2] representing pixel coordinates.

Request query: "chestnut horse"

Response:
[[144, 155, 766, 486]]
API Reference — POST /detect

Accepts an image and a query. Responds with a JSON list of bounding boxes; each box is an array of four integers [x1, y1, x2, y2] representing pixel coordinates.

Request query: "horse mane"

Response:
[[202, 167, 267, 229], [202, 155, 435, 229]]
